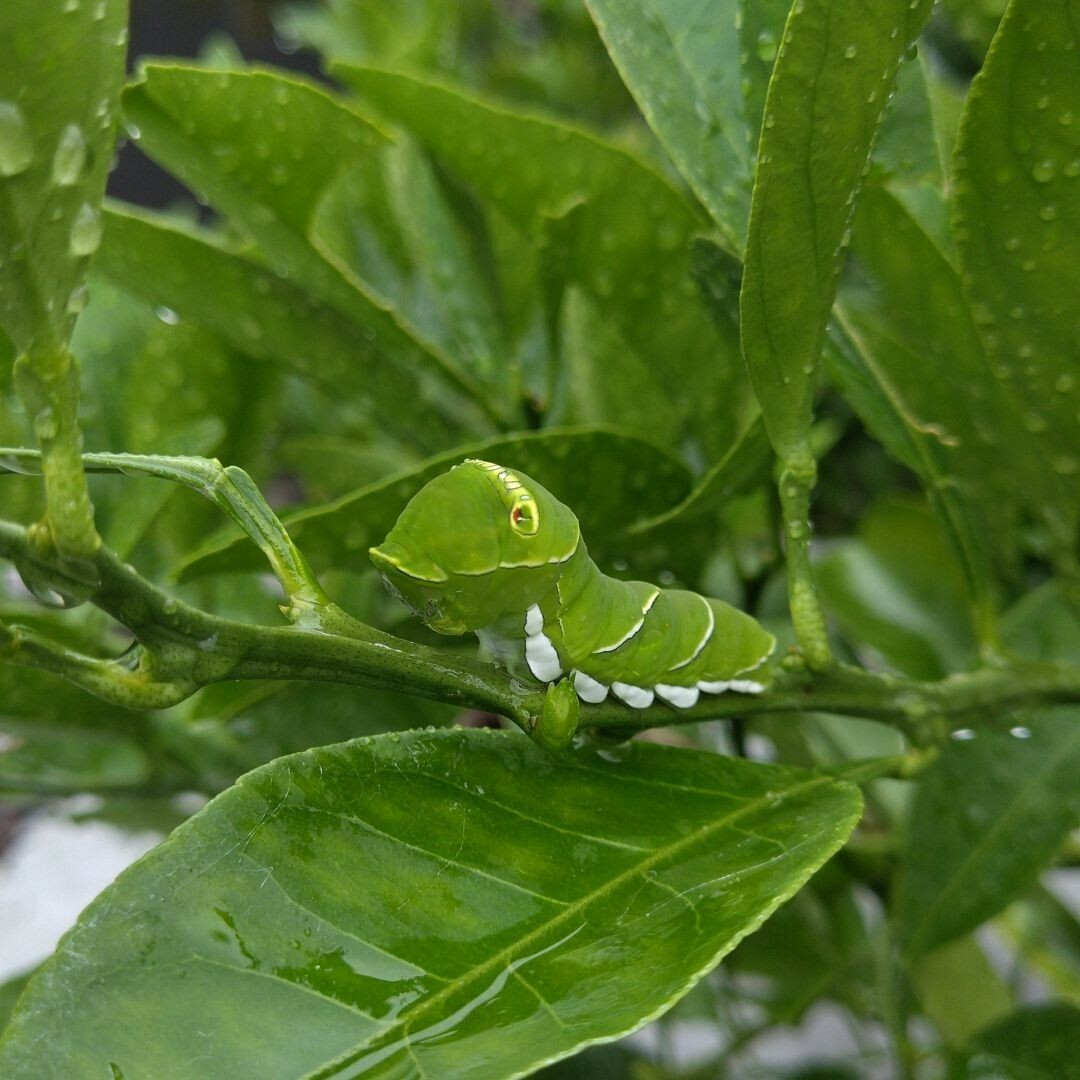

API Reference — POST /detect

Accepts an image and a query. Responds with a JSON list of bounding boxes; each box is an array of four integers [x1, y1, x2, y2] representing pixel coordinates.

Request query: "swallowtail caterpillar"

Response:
[[370, 460, 776, 717]]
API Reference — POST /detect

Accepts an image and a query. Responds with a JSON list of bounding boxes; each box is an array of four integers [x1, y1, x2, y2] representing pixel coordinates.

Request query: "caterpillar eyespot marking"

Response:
[[371, 460, 775, 708]]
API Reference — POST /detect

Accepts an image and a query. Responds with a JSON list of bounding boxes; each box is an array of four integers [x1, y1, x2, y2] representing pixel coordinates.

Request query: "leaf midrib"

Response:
[[309, 770, 840, 1077]]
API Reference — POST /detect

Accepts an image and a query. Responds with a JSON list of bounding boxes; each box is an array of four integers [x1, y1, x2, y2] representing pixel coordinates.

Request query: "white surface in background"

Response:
[[0, 808, 161, 980]]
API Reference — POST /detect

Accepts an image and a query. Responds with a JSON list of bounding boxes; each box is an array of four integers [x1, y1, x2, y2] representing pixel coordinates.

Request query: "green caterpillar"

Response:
[[370, 459, 776, 709]]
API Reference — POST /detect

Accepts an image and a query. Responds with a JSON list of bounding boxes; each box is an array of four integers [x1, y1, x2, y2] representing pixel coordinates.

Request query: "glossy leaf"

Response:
[[825, 309, 997, 624], [583, 0, 752, 250], [953, 0, 1080, 566], [870, 54, 942, 186], [0, 971, 32, 1037], [179, 429, 693, 580], [122, 65, 502, 429], [334, 66, 753, 455], [897, 708, 1080, 959], [740, 0, 934, 466], [0, 729, 862, 1078], [817, 501, 976, 680], [313, 136, 509, 400], [629, 417, 771, 537], [96, 205, 465, 452], [0, 0, 125, 354], [960, 1001, 1080, 1080], [546, 287, 682, 447]]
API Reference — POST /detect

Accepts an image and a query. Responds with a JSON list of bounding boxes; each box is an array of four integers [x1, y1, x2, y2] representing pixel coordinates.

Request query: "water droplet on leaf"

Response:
[[51, 123, 87, 186], [0, 101, 34, 177]]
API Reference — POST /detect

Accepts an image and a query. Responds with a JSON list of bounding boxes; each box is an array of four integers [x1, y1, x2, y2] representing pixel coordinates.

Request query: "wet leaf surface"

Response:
[[0, 0, 125, 354], [0, 729, 861, 1078], [584, 0, 752, 249], [897, 709, 1080, 958], [334, 66, 753, 457], [740, 0, 934, 464], [953, 0, 1080, 568]]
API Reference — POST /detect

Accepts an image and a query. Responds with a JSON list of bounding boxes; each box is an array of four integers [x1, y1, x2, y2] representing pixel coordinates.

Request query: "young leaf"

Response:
[[897, 709, 1080, 959], [178, 428, 693, 580], [740, 0, 934, 467], [583, 0, 752, 250], [0, 0, 125, 354], [953, 0, 1080, 566], [0, 730, 862, 1078]]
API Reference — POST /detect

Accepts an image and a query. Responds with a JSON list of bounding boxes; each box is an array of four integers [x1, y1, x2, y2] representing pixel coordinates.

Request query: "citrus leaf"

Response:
[[0, 0, 125, 354], [333, 66, 753, 457], [96, 205, 469, 452], [961, 1002, 1080, 1080], [953, 0, 1080, 567], [122, 65, 503, 430], [898, 708, 1080, 959], [0, 729, 862, 1078], [583, 0, 752, 250], [740, 0, 934, 466]]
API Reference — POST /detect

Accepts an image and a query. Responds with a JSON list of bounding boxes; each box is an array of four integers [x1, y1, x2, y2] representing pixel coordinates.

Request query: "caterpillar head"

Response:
[[369, 460, 580, 634]]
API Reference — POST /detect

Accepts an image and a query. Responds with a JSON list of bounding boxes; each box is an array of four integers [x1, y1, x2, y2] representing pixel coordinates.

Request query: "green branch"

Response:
[[3, 517, 1080, 747]]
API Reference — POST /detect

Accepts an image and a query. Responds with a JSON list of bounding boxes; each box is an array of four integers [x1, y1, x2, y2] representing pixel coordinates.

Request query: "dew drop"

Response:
[[951, 728, 976, 741], [155, 305, 180, 325], [1032, 160, 1056, 183], [844, 44, 858, 59], [1009, 725, 1032, 739], [51, 123, 87, 186], [33, 406, 58, 440], [1038, 203, 1058, 221], [0, 101, 34, 177], [69, 202, 103, 256], [66, 283, 89, 315], [756, 30, 778, 63]]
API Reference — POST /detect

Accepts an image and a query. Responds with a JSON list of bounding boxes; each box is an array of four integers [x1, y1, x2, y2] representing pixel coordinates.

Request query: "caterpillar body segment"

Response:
[[370, 459, 775, 709]]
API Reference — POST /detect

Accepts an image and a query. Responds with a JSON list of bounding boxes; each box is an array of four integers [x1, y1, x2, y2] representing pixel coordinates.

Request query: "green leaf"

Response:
[[912, 936, 1011, 1047], [312, 136, 510, 402], [0, 0, 125, 355], [95, 205, 468, 452], [739, 0, 934, 466], [871, 55, 942, 186], [816, 500, 976, 680], [0, 971, 32, 1037], [546, 287, 682, 447], [0, 729, 862, 1077], [333, 66, 753, 456], [122, 65, 503, 430], [629, 417, 771, 536], [179, 429, 693, 580], [583, 0, 752, 249], [960, 1001, 1080, 1080], [953, 0, 1080, 566], [897, 709, 1080, 959], [825, 309, 997, 628]]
